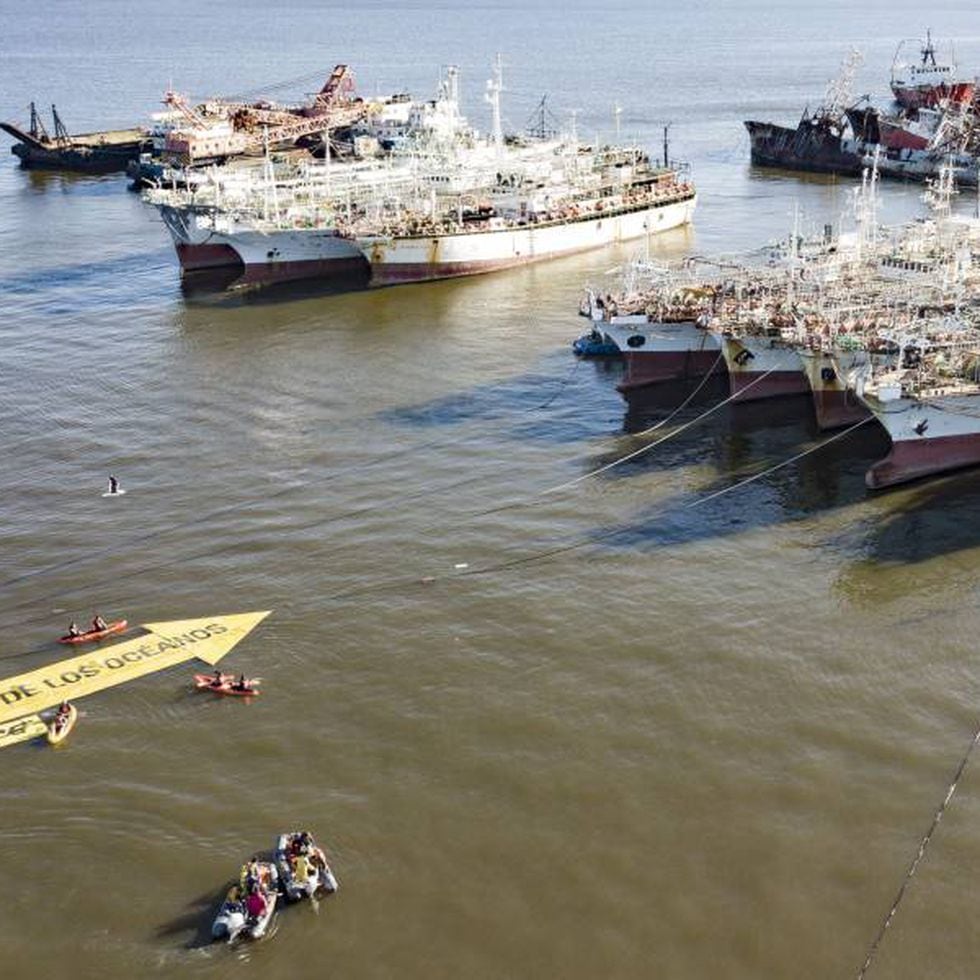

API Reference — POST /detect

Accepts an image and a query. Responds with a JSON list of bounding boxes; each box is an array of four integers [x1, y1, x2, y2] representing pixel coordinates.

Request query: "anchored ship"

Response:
[[746, 44, 980, 186], [578, 261, 726, 390], [353, 151, 696, 285], [146, 66, 489, 282], [856, 334, 980, 487], [798, 343, 903, 430], [721, 331, 808, 402], [890, 32, 975, 110], [148, 61, 697, 288], [348, 61, 696, 285]]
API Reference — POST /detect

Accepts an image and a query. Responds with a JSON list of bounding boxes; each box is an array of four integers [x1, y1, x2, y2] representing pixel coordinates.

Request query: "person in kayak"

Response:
[[53, 701, 73, 733], [66, 622, 81, 638], [210, 669, 225, 689], [231, 674, 253, 693], [92, 614, 108, 632]]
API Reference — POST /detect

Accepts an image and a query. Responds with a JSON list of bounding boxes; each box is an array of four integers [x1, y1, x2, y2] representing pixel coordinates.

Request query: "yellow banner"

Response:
[[0, 714, 48, 748], [0, 611, 271, 725]]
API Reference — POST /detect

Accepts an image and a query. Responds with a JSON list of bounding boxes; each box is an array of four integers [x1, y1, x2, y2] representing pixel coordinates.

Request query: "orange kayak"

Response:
[[58, 620, 127, 644]]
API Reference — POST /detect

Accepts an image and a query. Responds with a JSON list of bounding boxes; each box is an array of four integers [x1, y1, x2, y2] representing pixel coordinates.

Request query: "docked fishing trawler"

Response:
[[746, 43, 980, 186], [352, 148, 696, 284], [856, 333, 980, 487], [578, 259, 728, 390], [151, 154, 411, 279]]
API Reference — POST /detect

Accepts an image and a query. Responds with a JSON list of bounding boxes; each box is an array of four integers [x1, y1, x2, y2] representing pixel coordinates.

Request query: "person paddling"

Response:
[[92, 614, 108, 632], [66, 622, 81, 638], [108, 475, 120, 495], [53, 701, 73, 734]]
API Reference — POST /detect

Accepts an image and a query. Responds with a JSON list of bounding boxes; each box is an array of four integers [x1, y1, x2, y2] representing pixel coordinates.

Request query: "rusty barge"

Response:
[[1, 103, 149, 173]]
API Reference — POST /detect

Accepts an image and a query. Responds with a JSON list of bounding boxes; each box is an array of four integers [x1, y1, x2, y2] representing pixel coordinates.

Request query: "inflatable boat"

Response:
[[274, 831, 338, 901]]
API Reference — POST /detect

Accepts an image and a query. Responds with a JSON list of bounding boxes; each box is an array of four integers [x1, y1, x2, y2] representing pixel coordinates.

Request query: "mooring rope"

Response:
[[687, 416, 872, 509], [0, 349, 586, 599], [856, 717, 980, 980], [471, 354, 758, 520], [538, 351, 733, 495], [307, 411, 871, 600]]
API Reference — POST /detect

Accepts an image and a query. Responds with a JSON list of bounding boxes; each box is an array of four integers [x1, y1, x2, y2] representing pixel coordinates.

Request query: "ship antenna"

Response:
[[613, 102, 622, 142], [484, 52, 504, 157]]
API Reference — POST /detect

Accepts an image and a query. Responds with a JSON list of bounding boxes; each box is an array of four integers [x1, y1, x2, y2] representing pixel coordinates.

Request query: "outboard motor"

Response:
[[212, 903, 246, 941]]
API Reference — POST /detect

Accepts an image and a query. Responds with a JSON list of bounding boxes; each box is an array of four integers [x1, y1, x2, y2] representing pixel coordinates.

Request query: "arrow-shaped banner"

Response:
[[0, 611, 271, 726], [0, 714, 48, 749]]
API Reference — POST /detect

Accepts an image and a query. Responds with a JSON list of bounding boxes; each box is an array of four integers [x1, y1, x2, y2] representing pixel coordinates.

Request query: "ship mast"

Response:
[[485, 53, 504, 158]]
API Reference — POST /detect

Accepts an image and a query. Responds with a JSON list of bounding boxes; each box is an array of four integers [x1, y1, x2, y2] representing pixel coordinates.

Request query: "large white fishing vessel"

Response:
[[721, 332, 809, 402], [578, 262, 724, 389], [353, 162, 695, 284], [348, 61, 696, 285], [799, 346, 877, 430]]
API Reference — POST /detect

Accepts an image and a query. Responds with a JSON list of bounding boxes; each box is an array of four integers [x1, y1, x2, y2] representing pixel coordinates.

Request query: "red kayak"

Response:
[[193, 673, 261, 696], [58, 620, 127, 644]]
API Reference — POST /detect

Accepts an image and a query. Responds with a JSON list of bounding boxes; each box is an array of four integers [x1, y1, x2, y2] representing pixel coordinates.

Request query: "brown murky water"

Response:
[[3, 2, 980, 977]]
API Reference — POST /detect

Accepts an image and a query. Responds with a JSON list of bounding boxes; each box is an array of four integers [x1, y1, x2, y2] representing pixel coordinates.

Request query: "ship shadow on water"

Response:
[[178, 264, 371, 305], [842, 469, 980, 568], [20, 168, 127, 197], [381, 354, 625, 443], [587, 392, 893, 550]]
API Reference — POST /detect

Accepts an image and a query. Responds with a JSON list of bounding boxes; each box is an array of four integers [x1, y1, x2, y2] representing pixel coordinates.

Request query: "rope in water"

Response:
[[856, 717, 980, 980], [0, 352, 585, 601], [538, 353, 750, 496], [319, 392, 870, 598], [471, 353, 753, 520], [687, 416, 872, 509]]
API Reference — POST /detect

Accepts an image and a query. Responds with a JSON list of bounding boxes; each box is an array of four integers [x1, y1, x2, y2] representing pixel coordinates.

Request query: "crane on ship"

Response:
[[161, 64, 372, 165], [806, 47, 864, 135]]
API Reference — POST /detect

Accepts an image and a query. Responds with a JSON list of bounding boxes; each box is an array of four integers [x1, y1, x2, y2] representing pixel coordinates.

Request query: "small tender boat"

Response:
[[274, 831, 338, 902], [572, 327, 620, 357], [58, 619, 127, 644], [47, 704, 78, 745], [192, 673, 261, 696], [213, 861, 279, 942]]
